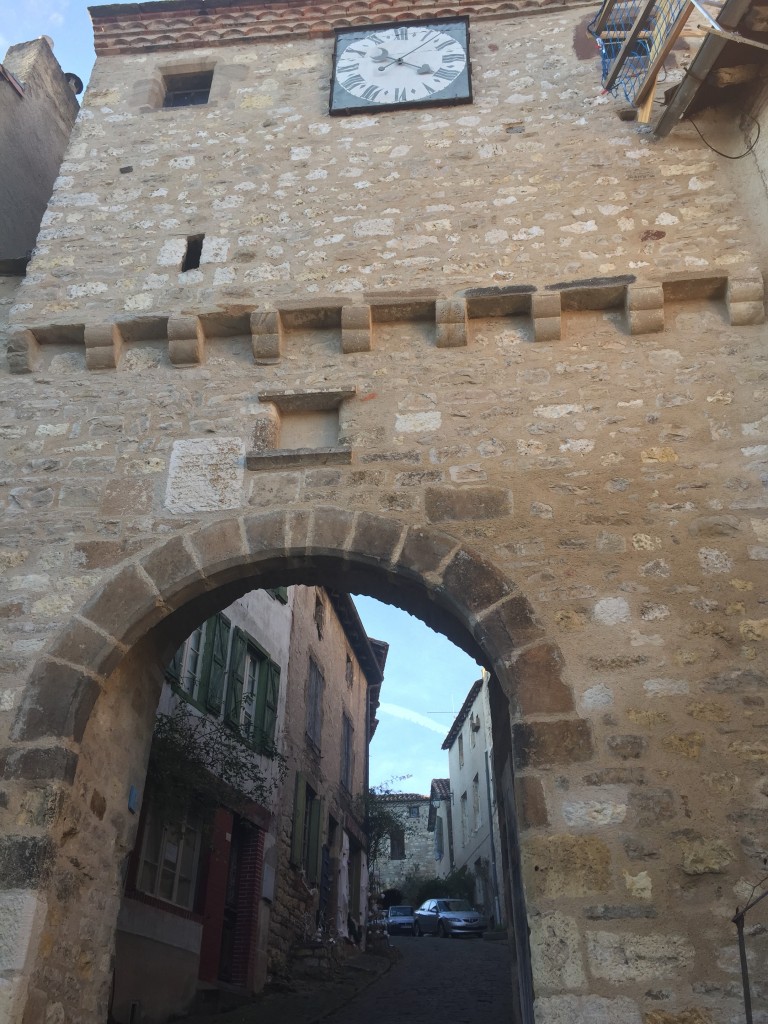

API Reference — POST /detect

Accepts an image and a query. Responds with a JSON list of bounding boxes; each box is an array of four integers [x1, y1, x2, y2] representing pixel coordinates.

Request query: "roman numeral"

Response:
[[441, 53, 465, 64], [338, 63, 359, 73], [369, 33, 384, 43], [423, 83, 436, 95], [342, 74, 365, 90], [435, 38, 455, 51], [345, 47, 365, 57], [434, 67, 459, 81], [394, 87, 407, 102], [394, 26, 409, 40], [362, 84, 382, 101]]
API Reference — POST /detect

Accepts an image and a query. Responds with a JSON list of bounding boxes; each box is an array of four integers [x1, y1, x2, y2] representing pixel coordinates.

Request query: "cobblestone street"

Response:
[[325, 935, 512, 1024]]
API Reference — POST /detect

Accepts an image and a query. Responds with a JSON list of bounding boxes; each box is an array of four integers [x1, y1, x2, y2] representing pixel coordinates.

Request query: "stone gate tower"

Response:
[[1, 0, 767, 1021]]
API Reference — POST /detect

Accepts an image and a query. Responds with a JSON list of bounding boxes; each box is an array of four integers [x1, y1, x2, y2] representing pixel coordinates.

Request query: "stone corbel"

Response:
[[251, 309, 284, 364], [435, 299, 468, 348], [6, 327, 40, 374], [726, 274, 765, 326], [250, 402, 281, 454], [625, 283, 664, 335], [84, 324, 124, 370], [168, 315, 205, 366], [530, 292, 561, 342], [341, 304, 372, 354]]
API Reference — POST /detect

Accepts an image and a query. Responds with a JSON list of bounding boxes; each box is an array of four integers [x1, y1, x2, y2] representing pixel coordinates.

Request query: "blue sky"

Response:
[[354, 597, 482, 796], [2, 0, 97, 88], [1, 3, 484, 799]]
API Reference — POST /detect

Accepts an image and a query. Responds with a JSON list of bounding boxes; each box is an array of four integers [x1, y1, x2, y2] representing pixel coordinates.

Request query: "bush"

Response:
[[415, 866, 475, 905]]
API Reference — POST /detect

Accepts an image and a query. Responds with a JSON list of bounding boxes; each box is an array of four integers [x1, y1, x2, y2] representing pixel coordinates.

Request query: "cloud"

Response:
[[377, 702, 447, 736]]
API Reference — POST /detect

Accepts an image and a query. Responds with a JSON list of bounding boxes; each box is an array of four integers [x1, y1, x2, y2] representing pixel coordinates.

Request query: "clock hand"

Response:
[[373, 45, 435, 73]]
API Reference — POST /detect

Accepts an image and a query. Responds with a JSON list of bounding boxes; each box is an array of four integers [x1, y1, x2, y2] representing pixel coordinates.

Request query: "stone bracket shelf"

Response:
[[7, 270, 764, 374], [245, 447, 352, 470]]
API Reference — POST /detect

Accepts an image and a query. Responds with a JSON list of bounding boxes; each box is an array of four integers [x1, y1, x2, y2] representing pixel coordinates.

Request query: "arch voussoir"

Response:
[[44, 616, 126, 683], [506, 641, 574, 717], [243, 509, 290, 558], [439, 548, 517, 618], [139, 534, 210, 611], [394, 524, 461, 582], [79, 563, 167, 648], [187, 517, 250, 587], [11, 658, 102, 744], [305, 506, 357, 557], [350, 511, 405, 567], [473, 593, 546, 665]]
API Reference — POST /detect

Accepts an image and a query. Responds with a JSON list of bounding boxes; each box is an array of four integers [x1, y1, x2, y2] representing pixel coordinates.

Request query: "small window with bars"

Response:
[[162, 70, 213, 108]]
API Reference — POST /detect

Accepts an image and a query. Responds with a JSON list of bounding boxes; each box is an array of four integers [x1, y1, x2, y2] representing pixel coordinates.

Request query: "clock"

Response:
[[329, 17, 472, 116]]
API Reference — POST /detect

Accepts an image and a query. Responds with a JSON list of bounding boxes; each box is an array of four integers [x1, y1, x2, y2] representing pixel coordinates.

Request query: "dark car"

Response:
[[386, 905, 415, 935], [413, 898, 486, 938]]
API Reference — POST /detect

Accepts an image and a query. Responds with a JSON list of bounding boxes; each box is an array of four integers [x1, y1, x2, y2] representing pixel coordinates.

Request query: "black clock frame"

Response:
[[329, 16, 472, 116]]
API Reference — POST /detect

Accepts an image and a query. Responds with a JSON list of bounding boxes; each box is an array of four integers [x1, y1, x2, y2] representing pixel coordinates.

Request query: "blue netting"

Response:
[[593, 0, 689, 105]]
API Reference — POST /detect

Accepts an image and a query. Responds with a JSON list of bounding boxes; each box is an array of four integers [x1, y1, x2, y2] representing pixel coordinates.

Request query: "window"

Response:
[[472, 774, 481, 831], [181, 234, 204, 272], [345, 654, 354, 688], [306, 657, 325, 749], [341, 712, 353, 792], [390, 825, 405, 861], [460, 792, 468, 846], [168, 614, 281, 753], [137, 806, 202, 910], [407, 805, 420, 818], [458, 732, 464, 769], [470, 713, 478, 748], [290, 773, 322, 883], [267, 586, 288, 603], [162, 70, 213, 108], [435, 815, 444, 861]]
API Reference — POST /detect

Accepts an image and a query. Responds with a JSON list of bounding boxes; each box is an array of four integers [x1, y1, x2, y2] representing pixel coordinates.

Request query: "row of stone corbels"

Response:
[[6, 272, 763, 373]]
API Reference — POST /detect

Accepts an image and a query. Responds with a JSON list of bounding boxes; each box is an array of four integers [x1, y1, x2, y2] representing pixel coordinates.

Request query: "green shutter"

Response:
[[225, 628, 246, 727], [166, 645, 183, 685], [203, 614, 230, 714], [307, 796, 323, 885], [259, 660, 280, 753], [290, 773, 307, 867]]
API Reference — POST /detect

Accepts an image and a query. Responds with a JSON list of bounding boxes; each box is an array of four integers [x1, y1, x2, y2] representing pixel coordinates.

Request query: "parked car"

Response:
[[413, 898, 486, 938], [386, 905, 415, 935]]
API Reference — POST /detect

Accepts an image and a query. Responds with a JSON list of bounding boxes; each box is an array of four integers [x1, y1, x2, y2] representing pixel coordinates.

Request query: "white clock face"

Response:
[[334, 23, 468, 107]]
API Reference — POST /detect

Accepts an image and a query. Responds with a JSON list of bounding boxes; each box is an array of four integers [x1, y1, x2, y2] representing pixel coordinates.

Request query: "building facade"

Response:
[[110, 585, 381, 1022], [1, 0, 768, 1021], [442, 675, 505, 927], [371, 793, 436, 895]]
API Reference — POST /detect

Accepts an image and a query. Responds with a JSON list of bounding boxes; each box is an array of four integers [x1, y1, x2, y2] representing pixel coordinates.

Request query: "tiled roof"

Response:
[[430, 778, 451, 801], [441, 678, 482, 750], [89, 0, 593, 55], [377, 792, 430, 803]]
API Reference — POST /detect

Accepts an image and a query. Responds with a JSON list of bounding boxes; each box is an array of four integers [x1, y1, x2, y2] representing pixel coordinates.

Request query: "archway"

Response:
[[7, 508, 588, 1024]]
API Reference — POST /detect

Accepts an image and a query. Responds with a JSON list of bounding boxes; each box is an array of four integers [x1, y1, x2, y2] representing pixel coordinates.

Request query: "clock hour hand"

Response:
[[372, 48, 433, 73]]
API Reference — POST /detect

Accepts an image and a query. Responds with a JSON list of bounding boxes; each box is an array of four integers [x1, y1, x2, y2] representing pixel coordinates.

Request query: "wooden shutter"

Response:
[[203, 614, 231, 714], [307, 796, 323, 884], [290, 773, 307, 867], [225, 628, 246, 727], [259, 660, 280, 752], [166, 645, 183, 685]]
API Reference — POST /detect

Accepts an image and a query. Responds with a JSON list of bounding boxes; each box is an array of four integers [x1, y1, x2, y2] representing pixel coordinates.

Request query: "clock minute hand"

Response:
[[373, 45, 435, 73]]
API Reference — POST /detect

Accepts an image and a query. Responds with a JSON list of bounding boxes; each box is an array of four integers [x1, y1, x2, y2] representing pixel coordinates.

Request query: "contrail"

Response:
[[378, 702, 446, 735]]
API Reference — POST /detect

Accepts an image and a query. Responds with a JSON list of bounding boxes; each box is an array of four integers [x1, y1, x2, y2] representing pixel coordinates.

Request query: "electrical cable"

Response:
[[688, 107, 760, 158]]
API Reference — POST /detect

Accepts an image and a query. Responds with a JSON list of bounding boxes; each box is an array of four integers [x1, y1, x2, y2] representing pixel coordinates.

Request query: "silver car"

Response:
[[413, 898, 486, 938], [386, 905, 415, 935]]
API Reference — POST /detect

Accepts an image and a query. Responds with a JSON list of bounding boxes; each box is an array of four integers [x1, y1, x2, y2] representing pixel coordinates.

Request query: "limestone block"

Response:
[[84, 324, 123, 371], [435, 299, 468, 348], [728, 300, 765, 326], [727, 273, 764, 304], [251, 403, 281, 453], [168, 315, 205, 366], [679, 837, 733, 875], [529, 912, 586, 991], [531, 292, 561, 341], [341, 304, 372, 353], [535, 995, 642, 1024], [0, 890, 46, 973], [6, 328, 40, 375], [586, 930, 694, 982], [251, 309, 283, 363], [165, 437, 246, 514], [626, 283, 664, 335], [523, 835, 612, 898]]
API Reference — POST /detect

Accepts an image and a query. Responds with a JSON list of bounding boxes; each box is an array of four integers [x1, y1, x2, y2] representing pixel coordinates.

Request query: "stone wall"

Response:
[[375, 796, 437, 893], [0, 3, 767, 1023]]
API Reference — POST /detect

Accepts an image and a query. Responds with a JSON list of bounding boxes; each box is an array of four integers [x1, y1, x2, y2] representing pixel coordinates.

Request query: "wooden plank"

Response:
[[634, 1, 694, 106], [604, 0, 658, 90], [593, 0, 624, 35], [636, 70, 659, 120]]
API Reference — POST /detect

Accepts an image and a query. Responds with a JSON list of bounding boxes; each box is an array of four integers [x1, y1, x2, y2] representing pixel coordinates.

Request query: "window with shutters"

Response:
[[169, 614, 281, 754], [136, 804, 203, 910], [390, 825, 405, 861], [306, 657, 325, 751], [290, 773, 322, 883], [340, 713, 353, 792]]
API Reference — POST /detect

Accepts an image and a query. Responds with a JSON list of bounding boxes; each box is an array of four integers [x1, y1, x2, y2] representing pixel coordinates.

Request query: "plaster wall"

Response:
[[0, 40, 79, 260]]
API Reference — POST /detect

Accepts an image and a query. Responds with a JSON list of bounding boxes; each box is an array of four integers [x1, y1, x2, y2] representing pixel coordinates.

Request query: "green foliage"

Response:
[[148, 702, 286, 826], [359, 777, 420, 879], [415, 866, 476, 905]]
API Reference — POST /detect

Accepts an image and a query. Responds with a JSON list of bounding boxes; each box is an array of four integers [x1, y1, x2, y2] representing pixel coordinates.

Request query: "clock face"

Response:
[[330, 18, 472, 116]]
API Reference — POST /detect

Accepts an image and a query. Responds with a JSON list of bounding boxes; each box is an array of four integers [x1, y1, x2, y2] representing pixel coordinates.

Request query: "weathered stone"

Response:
[[168, 315, 205, 365], [341, 304, 372, 354], [607, 734, 647, 760], [523, 835, 612, 898], [84, 324, 123, 371], [424, 486, 512, 523], [475, 595, 545, 654], [397, 526, 458, 578], [46, 618, 124, 679], [251, 309, 283, 363], [307, 506, 356, 555], [510, 643, 574, 716], [435, 299, 468, 348], [679, 837, 733, 875], [1, 747, 77, 785], [529, 911, 586, 991], [534, 995, 642, 1024], [586, 930, 695, 982], [515, 775, 548, 828], [629, 788, 676, 827], [585, 904, 656, 919], [140, 535, 207, 609], [11, 661, 101, 743], [645, 1010, 716, 1024], [351, 512, 403, 566], [0, 838, 55, 889], [440, 549, 514, 615], [80, 564, 163, 647], [513, 719, 593, 768]]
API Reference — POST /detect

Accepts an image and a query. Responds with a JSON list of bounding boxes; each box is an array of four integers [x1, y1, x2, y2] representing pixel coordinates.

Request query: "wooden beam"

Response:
[[634, 1, 694, 106], [604, 0, 658, 90], [636, 70, 659, 120], [593, 0, 624, 35]]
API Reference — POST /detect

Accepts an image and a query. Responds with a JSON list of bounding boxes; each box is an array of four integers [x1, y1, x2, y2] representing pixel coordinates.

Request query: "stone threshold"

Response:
[[6, 270, 763, 374]]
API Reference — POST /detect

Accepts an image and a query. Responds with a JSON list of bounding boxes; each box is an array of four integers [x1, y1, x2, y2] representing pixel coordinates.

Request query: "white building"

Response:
[[442, 673, 504, 928]]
